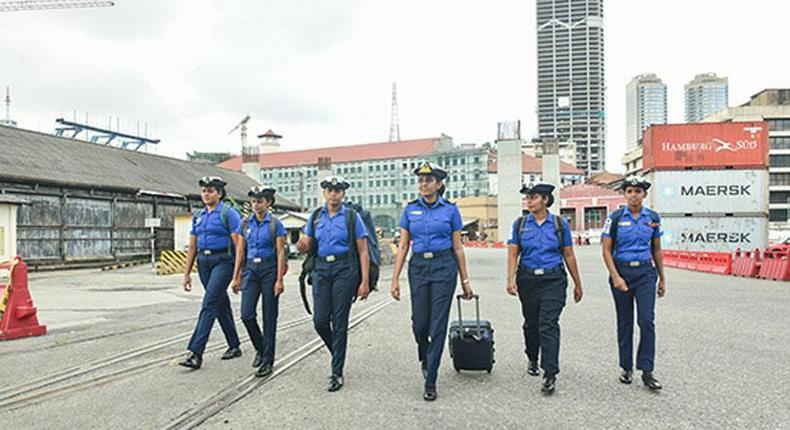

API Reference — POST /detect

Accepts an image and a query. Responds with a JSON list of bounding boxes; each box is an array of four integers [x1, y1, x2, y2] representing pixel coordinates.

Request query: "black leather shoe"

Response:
[[423, 386, 437, 401], [642, 371, 662, 390], [255, 363, 273, 378], [541, 375, 556, 394], [327, 375, 344, 392], [420, 361, 428, 380], [252, 353, 263, 368], [620, 369, 633, 384], [178, 352, 202, 369], [221, 346, 242, 360], [528, 360, 540, 376]]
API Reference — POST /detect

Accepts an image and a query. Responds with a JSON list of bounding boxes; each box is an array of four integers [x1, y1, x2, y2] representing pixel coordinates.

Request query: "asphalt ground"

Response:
[[1, 247, 789, 429]]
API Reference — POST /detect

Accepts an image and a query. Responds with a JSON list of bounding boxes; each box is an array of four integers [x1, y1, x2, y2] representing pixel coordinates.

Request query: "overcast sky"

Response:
[[1, 0, 787, 172]]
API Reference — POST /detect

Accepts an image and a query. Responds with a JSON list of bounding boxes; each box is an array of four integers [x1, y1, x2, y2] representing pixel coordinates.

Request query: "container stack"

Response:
[[642, 121, 769, 253]]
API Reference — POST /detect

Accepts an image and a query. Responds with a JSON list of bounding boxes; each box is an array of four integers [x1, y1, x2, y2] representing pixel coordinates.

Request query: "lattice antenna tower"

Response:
[[389, 82, 401, 142]]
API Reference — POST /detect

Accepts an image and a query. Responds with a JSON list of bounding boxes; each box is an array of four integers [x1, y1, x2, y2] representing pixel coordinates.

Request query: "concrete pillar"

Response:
[[542, 138, 561, 215], [241, 134, 261, 183], [317, 157, 332, 205], [496, 138, 523, 242]]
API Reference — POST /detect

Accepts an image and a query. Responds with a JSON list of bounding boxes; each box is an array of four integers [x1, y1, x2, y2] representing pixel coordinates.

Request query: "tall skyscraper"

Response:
[[625, 73, 667, 151], [685, 73, 728, 122], [536, 0, 605, 174]]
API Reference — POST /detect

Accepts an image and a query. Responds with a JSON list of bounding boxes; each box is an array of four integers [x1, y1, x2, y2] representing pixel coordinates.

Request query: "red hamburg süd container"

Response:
[[642, 121, 769, 171]]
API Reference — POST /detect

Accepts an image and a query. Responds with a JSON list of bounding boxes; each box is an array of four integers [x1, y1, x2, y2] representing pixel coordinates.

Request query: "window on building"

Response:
[[770, 191, 790, 204], [584, 207, 607, 229], [474, 156, 480, 164], [768, 118, 790, 131], [402, 193, 408, 200], [376, 165, 381, 172], [770, 136, 790, 150], [474, 189, 480, 197], [376, 180, 381, 187], [369, 195, 374, 206], [376, 195, 381, 205], [402, 179, 408, 186], [770, 154, 790, 167], [461, 190, 466, 198], [475, 173, 480, 180], [771, 173, 790, 186], [770, 209, 789, 222], [383, 194, 389, 204]]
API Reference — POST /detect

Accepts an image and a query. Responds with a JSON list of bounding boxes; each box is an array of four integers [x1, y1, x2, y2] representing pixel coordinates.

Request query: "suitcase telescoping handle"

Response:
[[456, 294, 482, 340]]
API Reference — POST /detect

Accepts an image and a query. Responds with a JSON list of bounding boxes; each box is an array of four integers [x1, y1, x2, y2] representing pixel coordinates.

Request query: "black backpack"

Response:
[[514, 213, 565, 262], [607, 207, 660, 254], [298, 205, 379, 315]]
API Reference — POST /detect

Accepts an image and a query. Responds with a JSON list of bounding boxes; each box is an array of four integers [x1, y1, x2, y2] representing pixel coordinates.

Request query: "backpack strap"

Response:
[[270, 215, 281, 257], [515, 215, 528, 261], [219, 203, 230, 233], [346, 207, 358, 260], [553, 214, 565, 253]]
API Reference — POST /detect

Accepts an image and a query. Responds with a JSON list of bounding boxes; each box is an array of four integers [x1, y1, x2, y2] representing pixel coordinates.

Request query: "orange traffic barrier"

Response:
[[0, 257, 47, 341], [758, 248, 790, 281], [709, 252, 733, 275], [731, 249, 753, 277]]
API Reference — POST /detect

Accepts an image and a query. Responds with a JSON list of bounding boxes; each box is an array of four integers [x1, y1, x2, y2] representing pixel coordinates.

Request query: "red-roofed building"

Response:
[[558, 183, 624, 239]]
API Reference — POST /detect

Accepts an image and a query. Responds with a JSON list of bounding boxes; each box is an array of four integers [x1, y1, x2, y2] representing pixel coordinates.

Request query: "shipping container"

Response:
[[642, 121, 769, 171], [660, 216, 768, 253], [645, 169, 768, 215]]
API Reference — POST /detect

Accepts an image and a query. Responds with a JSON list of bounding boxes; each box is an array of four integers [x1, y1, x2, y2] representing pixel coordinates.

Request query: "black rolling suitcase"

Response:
[[448, 294, 494, 373]]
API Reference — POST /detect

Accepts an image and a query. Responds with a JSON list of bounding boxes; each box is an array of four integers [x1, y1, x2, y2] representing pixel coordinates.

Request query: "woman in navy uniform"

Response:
[[390, 161, 473, 402], [230, 186, 287, 378], [505, 182, 583, 394], [296, 175, 370, 392], [180, 176, 243, 370], [601, 175, 666, 390]]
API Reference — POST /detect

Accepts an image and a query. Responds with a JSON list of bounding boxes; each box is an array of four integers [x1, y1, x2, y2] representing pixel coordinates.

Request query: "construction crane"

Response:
[[228, 114, 251, 153], [0, 0, 114, 12]]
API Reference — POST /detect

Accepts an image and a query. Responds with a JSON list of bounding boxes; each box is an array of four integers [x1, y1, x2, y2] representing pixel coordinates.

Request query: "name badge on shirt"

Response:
[[246, 228, 252, 234], [618, 221, 632, 226], [410, 210, 423, 216], [253, 257, 262, 263], [196, 217, 203, 225]]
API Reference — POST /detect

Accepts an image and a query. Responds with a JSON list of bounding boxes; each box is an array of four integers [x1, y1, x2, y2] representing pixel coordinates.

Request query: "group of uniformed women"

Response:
[[178, 167, 666, 400]]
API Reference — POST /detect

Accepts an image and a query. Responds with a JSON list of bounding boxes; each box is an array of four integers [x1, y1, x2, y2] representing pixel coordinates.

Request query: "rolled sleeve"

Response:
[[398, 209, 410, 231], [653, 213, 664, 238], [601, 215, 614, 239], [227, 208, 242, 234], [451, 207, 463, 232], [506, 218, 520, 245], [305, 213, 317, 238], [561, 219, 573, 247], [276, 220, 287, 237]]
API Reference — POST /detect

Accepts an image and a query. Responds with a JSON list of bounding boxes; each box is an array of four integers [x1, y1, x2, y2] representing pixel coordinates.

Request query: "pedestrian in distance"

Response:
[[180, 176, 243, 370], [390, 161, 474, 402], [505, 182, 583, 395], [296, 175, 370, 392], [230, 186, 287, 378], [601, 175, 666, 391]]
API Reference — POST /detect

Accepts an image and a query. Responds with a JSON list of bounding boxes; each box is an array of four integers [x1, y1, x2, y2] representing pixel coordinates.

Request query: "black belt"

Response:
[[199, 248, 229, 256], [412, 248, 453, 260], [520, 264, 564, 276], [615, 259, 653, 268], [248, 255, 276, 264], [317, 252, 349, 263]]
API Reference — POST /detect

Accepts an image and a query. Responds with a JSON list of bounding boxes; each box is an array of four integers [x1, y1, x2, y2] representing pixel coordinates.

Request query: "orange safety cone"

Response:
[[0, 257, 47, 341]]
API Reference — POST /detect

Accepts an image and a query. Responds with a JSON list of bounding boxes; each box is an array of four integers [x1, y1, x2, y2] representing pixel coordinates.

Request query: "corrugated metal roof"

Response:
[[218, 137, 442, 170], [0, 125, 299, 209]]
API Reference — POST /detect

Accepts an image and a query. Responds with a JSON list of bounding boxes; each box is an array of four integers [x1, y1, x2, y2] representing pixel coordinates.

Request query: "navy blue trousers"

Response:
[[609, 263, 658, 372], [312, 258, 359, 378], [408, 253, 458, 388], [241, 259, 279, 366], [187, 253, 241, 355], [516, 268, 567, 377]]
